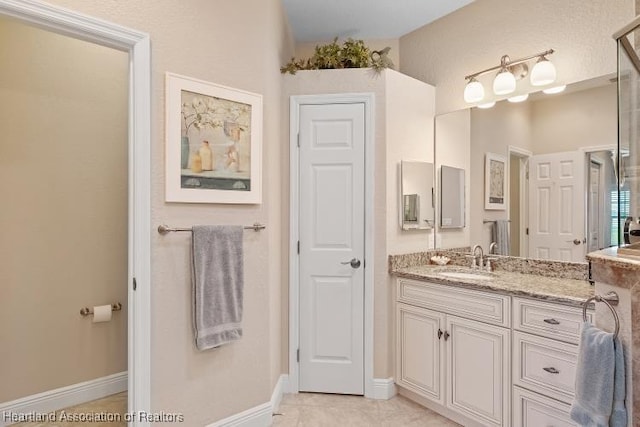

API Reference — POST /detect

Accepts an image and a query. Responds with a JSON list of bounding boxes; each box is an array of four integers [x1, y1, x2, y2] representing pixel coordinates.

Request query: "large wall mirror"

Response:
[[400, 160, 435, 230], [435, 75, 618, 263]]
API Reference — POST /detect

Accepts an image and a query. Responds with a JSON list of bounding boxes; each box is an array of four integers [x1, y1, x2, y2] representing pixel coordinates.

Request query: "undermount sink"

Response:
[[438, 271, 493, 281]]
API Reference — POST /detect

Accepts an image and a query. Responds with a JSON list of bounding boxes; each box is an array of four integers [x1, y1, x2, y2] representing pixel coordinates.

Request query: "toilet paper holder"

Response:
[[80, 302, 122, 317]]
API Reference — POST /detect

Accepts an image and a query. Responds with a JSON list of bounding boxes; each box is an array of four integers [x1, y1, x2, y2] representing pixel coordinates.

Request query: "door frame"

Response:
[[0, 0, 152, 421], [587, 157, 604, 252], [507, 146, 532, 257], [288, 93, 375, 397], [581, 145, 616, 254]]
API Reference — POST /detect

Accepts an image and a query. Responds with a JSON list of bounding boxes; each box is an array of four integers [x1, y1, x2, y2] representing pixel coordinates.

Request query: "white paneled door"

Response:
[[298, 102, 365, 395], [528, 151, 585, 262]]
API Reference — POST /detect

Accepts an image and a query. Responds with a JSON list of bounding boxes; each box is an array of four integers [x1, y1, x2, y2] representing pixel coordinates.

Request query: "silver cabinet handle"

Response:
[[543, 318, 560, 325], [543, 367, 560, 374], [340, 258, 361, 269]]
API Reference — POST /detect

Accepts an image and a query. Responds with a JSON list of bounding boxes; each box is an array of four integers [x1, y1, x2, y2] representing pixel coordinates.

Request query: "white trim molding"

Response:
[[0, 1, 151, 425], [372, 378, 397, 400], [288, 93, 376, 398], [206, 375, 288, 427], [0, 372, 127, 427]]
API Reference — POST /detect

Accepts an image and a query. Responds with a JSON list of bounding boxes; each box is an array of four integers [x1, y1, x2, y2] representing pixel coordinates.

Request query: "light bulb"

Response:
[[493, 69, 516, 95], [477, 102, 496, 109], [543, 85, 566, 94], [464, 79, 485, 103], [507, 94, 529, 103], [530, 57, 556, 86]]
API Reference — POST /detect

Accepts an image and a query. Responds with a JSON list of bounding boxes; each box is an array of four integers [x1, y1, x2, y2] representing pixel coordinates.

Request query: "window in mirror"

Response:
[[440, 165, 465, 228], [400, 161, 434, 230]]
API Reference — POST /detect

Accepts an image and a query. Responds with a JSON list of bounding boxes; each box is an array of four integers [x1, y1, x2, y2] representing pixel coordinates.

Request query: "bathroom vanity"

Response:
[[390, 253, 595, 427]]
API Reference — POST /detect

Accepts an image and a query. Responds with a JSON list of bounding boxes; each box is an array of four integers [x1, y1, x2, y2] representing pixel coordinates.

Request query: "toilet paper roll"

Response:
[[92, 305, 113, 323]]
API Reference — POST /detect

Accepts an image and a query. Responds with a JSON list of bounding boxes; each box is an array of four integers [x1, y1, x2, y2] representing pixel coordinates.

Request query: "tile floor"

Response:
[[8, 391, 459, 426], [272, 393, 461, 426], [9, 392, 126, 427]]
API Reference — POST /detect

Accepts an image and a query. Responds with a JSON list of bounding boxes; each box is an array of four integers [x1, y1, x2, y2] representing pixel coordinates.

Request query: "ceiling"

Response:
[[282, 0, 474, 43]]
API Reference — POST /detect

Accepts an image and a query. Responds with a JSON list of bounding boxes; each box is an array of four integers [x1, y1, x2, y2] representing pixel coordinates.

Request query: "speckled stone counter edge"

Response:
[[389, 249, 588, 281]]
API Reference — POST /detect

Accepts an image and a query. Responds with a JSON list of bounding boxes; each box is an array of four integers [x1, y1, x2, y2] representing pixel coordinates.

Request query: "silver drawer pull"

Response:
[[543, 367, 560, 374], [543, 318, 560, 325]]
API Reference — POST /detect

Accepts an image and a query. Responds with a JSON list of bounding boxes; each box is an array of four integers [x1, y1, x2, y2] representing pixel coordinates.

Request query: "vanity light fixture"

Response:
[[477, 101, 496, 109], [464, 49, 556, 104], [507, 93, 529, 103], [463, 77, 485, 103], [543, 85, 567, 94], [530, 55, 557, 86]]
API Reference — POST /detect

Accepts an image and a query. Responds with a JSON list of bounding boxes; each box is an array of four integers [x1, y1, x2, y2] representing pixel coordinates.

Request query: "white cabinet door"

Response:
[[446, 315, 511, 427], [396, 303, 446, 404]]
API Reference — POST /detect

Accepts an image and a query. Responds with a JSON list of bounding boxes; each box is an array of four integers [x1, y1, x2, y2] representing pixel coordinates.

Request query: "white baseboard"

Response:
[[207, 374, 288, 427], [0, 372, 127, 427], [371, 378, 397, 400]]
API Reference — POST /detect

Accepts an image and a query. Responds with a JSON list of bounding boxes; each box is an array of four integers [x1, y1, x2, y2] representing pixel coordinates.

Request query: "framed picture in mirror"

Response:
[[485, 152, 507, 210]]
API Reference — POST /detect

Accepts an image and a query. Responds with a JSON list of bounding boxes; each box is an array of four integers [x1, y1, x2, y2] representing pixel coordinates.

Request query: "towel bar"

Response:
[[582, 291, 620, 339], [157, 223, 266, 234], [80, 302, 122, 317], [483, 219, 511, 224]]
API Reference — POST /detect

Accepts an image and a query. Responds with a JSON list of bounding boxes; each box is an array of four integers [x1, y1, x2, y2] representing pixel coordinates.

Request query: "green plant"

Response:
[[280, 38, 393, 74]]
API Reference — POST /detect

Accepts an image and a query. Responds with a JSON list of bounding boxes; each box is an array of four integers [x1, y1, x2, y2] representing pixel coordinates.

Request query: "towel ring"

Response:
[[582, 291, 620, 340]]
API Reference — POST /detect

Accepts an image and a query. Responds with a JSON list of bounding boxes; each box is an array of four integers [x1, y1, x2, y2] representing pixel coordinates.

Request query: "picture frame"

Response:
[[165, 72, 262, 204], [485, 152, 507, 210]]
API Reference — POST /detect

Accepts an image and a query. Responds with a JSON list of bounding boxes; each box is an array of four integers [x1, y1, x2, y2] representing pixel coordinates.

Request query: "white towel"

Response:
[[570, 322, 626, 427], [191, 225, 244, 350]]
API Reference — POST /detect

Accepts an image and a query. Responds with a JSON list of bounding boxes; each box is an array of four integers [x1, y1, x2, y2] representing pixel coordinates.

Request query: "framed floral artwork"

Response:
[[485, 152, 507, 210], [165, 73, 262, 203]]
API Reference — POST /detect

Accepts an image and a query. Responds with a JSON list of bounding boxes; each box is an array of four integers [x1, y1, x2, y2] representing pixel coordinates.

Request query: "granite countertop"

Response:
[[392, 264, 595, 308], [587, 247, 640, 269]]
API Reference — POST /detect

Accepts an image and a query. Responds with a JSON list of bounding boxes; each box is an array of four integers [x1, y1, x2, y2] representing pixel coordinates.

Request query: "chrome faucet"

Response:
[[471, 244, 484, 269], [489, 242, 498, 255]]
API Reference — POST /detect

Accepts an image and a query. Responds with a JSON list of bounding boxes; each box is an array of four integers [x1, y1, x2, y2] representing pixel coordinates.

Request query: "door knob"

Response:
[[341, 258, 361, 269], [566, 239, 581, 245]]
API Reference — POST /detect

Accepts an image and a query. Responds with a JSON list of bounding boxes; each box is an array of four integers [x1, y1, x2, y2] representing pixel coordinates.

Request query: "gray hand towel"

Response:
[[570, 322, 622, 427], [610, 337, 627, 427], [191, 225, 244, 350], [491, 220, 510, 255]]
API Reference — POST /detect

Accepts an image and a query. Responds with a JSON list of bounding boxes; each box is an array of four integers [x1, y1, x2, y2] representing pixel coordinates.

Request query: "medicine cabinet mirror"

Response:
[[400, 160, 434, 230]]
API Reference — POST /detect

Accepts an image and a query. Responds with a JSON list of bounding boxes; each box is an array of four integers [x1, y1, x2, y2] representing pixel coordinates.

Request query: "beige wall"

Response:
[[39, 0, 294, 423], [531, 83, 617, 154], [386, 71, 436, 255], [295, 38, 400, 71], [400, 0, 634, 114], [0, 18, 128, 401]]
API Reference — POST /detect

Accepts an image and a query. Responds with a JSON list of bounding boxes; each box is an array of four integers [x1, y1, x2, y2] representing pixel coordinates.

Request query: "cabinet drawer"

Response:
[[513, 386, 577, 427], [513, 331, 578, 403], [514, 298, 593, 344], [397, 278, 510, 327]]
